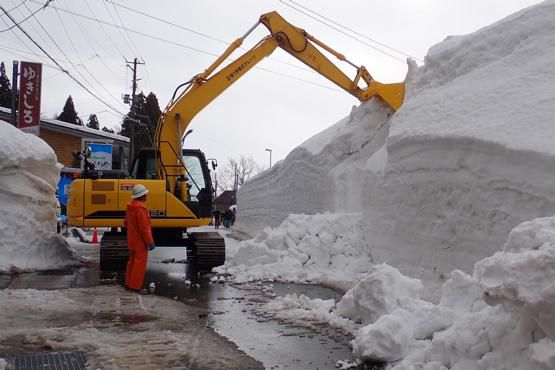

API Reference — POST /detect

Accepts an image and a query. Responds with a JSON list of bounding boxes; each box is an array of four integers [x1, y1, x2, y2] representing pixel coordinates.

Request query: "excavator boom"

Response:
[[67, 11, 405, 273], [155, 11, 405, 199]]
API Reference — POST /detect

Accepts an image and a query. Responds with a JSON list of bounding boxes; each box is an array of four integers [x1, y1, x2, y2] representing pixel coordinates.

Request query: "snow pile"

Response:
[[335, 264, 423, 324], [236, 1, 555, 295], [235, 100, 392, 236], [261, 215, 555, 368], [0, 122, 76, 272], [382, 215, 555, 369], [215, 212, 371, 286], [364, 0, 555, 294]]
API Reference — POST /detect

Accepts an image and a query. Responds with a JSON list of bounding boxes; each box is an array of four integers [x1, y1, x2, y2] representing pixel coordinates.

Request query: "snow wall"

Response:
[[236, 1, 555, 292], [0, 122, 77, 272]]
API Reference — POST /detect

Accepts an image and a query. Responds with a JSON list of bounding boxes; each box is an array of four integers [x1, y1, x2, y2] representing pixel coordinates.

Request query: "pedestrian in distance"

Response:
[[124, 184, 155, 293], [223, 209, 232, 229], [214, 210, 221, 229]]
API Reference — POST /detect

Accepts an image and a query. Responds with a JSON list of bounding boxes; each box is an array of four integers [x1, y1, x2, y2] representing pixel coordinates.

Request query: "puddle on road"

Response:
[[92, 312, 157, 326], [144, 247, 383, 370], [146, 269, 358, 369], [0, 244, 383, 369]]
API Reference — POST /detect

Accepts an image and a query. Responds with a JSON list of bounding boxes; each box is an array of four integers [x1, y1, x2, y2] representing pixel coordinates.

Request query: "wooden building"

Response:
[[0, 107, 130, 170]]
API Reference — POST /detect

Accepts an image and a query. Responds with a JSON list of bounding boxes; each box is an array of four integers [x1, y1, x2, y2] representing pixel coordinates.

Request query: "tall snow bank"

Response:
[[0, 122, 77, 272], [236, 0, 555, 297], [215, 212, 371, 286], [363, 0, 555, 293], [235, 100, 392, 236]]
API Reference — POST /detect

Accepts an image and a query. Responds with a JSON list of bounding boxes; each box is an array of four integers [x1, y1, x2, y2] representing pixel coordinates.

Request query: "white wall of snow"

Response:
[[0, 122, 77, 272], [234, 0, 555, 297], [364, 0, 555, 294], [235, 101, 392, 236]]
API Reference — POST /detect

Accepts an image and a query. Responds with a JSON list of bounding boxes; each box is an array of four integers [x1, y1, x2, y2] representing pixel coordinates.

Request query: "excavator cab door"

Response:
[[181, 149, 213, 218]]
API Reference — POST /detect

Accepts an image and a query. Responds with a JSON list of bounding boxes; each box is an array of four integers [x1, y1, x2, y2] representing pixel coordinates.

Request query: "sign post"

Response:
[[17, 61, 42, 136], [88, 143, 113, 170]]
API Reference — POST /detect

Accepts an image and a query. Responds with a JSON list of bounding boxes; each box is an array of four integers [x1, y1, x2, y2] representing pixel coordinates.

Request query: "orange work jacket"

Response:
[[125, 199, 154, 251]]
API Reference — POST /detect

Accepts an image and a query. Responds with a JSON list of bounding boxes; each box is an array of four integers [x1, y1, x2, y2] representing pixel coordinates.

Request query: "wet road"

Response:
[[2, 239, 384, 369], [143, 246, 362, 369]]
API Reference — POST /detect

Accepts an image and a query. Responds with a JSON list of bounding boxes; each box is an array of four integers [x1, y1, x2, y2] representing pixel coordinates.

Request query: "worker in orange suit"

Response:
[[125, 184, 155, 293]]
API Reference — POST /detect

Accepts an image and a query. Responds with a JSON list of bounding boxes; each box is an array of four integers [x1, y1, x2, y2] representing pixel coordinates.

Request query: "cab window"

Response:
[[182, 155, 206, 201]]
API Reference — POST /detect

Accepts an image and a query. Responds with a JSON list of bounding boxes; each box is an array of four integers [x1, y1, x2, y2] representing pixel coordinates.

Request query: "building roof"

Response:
[[215, 190, 237, 212], [0, 107, 129, 143]]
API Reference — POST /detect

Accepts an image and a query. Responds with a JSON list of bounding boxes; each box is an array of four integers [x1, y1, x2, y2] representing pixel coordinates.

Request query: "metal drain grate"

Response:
[[38, 269, 74, 276], [7, 351, 87, 370]]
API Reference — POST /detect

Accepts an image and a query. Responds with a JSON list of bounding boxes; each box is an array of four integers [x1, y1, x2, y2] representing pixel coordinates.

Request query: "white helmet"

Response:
[[131, 184, 149, 199]]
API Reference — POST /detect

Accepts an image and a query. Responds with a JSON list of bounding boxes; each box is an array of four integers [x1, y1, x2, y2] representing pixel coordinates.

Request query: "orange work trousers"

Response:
[[125, 248, 148, 290]]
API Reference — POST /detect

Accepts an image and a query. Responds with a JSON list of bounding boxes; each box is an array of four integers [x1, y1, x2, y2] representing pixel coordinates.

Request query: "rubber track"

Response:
[[189, 232, 226, 272], [99, 233, 129, 272]]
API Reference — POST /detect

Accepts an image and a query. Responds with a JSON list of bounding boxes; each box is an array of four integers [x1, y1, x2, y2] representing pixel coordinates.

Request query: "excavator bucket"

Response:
[[375, 82, 405, 111]]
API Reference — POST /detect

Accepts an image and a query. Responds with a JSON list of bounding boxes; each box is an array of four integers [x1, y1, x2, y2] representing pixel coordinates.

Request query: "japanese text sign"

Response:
[[88, 143, 113, 170], [18, 62, 42, 134]]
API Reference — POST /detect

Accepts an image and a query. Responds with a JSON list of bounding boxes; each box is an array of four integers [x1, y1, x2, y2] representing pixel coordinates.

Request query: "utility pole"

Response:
[[125, 57, 144, 165], [233, 163, 238, 191], [11, 61, 18, 126]]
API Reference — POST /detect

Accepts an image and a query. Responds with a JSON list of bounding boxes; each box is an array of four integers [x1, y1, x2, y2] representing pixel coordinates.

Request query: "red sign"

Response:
[[18, 62, 42, 135]]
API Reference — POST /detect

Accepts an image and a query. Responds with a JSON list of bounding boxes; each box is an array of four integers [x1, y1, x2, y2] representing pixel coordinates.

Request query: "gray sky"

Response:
[[0, 0, 543, 167]]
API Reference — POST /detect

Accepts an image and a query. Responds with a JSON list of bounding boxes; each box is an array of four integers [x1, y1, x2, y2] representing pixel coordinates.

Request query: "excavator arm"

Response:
[[154, 11, 405, 200]]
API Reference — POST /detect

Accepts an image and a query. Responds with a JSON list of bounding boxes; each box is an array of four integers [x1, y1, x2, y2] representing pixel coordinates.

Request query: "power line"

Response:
[[101, 0, 135, 58], [105, 0, 317, 76], [107, 0, 154, 93], [28, 1, 345, 94], [21, 1, 77, 69], [0, 5, 125, 116], [18, 0, 67, 60], [83, 1, 124, 60], [51, 5, 123, 108], [0, 43, 98, 76], [279, 0, 407, 63], [2, 0, 28, 15], [63, 0, 121, 80], [106, 0, 229, 45], [284, 0, 422, 62], [0, 6, 41, 55], [0, 0, 50, 32]]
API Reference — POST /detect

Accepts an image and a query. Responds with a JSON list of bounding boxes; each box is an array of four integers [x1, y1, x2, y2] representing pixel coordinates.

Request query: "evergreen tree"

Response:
[[101, 126, 115, 133], [57, 95, 83, 125], [0, 62, 12, 108], [120, 91, 161, 158], [86, 113, 100, 129]]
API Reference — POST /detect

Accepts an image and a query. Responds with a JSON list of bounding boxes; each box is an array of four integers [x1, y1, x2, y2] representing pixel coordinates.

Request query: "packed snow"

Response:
[[222, 1, 555, 368], [236, 0, 555, 294], [0, 121, 77, 272], [215, 212, 371, 288]]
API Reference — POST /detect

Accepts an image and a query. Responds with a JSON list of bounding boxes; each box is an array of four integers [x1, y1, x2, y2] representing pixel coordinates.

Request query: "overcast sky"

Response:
[[0, 0, 543, 167]]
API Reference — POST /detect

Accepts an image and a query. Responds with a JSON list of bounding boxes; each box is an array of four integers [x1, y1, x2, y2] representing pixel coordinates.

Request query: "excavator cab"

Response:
[[130, 147, 214, 219]]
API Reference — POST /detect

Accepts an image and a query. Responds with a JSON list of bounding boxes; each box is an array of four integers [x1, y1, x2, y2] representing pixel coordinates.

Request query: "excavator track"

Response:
[[99, 232, 129, 272], [98, 231, 225, 273], [188, 232, 226, 272]]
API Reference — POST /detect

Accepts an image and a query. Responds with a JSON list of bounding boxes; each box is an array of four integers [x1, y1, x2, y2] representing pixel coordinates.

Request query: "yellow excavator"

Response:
[[67, 11, 405, 272]]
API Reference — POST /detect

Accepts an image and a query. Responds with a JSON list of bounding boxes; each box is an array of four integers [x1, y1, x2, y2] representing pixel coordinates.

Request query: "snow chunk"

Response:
[[336, 264, 423, 324], [388, 214, 555, 369], [0, 122, 77, 272], [216, 212, 371, 286]]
